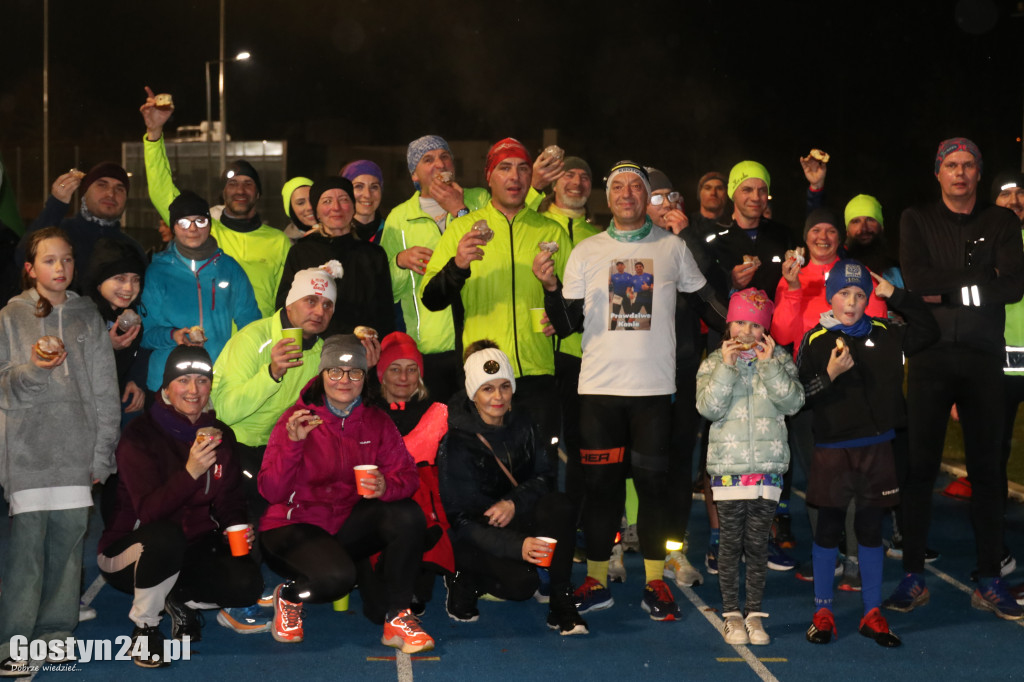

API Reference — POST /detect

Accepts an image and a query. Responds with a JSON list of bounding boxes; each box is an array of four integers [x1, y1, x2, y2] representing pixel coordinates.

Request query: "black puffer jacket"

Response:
[[437, 391, 551, 559]]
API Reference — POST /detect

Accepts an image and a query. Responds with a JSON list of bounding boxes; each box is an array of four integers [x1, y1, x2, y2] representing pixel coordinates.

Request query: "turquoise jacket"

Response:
[[144, 135, 291, 318], [141, 243, 261, 391]]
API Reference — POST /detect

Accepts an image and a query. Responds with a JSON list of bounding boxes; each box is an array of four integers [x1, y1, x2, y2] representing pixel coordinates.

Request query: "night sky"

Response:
[[3, 0, 1024, 231]]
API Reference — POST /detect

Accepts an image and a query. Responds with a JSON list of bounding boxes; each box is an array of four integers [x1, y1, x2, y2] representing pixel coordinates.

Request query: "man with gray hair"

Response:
[[380, 135, 490, 401]]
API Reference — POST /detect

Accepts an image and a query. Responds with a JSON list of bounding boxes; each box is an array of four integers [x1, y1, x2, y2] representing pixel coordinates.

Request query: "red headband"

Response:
[[485, 138, 532, 181]]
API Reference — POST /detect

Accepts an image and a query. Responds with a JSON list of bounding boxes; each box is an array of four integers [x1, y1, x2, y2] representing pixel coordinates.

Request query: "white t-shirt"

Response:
[[562, 228, 707, 395]]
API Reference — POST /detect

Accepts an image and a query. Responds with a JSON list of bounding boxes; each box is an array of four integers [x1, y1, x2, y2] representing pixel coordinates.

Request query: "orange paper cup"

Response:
[[226, 524, 249, 557], [354, 464, 379, 495], [535, 536, 557, 567]]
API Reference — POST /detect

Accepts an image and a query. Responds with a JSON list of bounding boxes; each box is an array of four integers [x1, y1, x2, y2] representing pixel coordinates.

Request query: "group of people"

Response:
[[1, 86, 1023, 673]]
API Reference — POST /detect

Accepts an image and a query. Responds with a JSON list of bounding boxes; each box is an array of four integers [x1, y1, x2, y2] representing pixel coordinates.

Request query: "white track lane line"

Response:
[[677, 584, 781, 682], [396, 650, 413, 682], [82, 574, 106, 605]]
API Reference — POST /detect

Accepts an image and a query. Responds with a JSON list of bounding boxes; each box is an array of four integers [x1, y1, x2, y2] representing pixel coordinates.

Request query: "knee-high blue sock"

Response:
[[859, 544, 884, 613], [812, 542, 838, 609]]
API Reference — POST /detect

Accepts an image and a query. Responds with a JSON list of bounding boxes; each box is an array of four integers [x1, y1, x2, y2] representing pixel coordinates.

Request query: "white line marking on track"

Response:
[[82, 574, 106, 605], [396, 650, 413, 681], [677, 585, 781, 682]]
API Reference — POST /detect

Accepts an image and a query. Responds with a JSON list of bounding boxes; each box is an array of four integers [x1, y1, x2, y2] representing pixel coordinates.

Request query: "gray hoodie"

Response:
[[0, 289, 120, 500]]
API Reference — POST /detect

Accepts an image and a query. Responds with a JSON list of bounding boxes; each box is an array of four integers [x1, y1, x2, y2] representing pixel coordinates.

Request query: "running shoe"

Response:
[[884, 538, 940, 563], [766, 539, 796, 571], [837, 556, 861, 592], [970, 551, 1017, 582], [217, 604, 271, 633], [0, 657, 33, 677], [272, 583, 305, 643], [444, 573, 480, 622], [382, 609, 435, 654], [129, 625, 170, 668], [164, 595, 202, 642], [971, 577, 1024, 620], [546, 585, 589, 636], [858, 607, 901, 647], [641, 579, 680, 621], [882, 573, 929, 613], [573, 576, 614, 614], [664, 549, 703, 587], [806, 607, 835, 644]]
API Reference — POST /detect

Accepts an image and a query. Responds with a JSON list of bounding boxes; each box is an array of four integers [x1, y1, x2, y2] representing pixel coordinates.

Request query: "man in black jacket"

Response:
[[885, 138, 1024, 620]]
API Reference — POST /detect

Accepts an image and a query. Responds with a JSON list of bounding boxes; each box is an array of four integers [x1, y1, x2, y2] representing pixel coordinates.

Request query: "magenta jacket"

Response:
[[258, 382, 420, 535]]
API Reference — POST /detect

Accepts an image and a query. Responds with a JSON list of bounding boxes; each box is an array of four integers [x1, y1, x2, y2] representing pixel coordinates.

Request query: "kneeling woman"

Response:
[[98, 346, 264, 668], [438, 341, 588, 635], [259, 335, 434, 654]]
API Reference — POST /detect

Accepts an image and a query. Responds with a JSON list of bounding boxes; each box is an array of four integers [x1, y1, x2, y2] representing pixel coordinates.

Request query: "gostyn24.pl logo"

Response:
[[9, 634, 191, 665]]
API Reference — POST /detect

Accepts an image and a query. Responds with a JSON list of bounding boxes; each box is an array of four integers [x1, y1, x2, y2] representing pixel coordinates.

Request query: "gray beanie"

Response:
[[318, 334, 367, 373]]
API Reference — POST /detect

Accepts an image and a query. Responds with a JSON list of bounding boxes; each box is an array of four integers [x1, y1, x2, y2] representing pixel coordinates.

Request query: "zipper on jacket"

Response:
[[503, 213, 524, 376]]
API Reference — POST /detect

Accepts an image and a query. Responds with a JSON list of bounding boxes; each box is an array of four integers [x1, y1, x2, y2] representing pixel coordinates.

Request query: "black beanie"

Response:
[[162, 345, 214, 388], [81, 162, 130, 194], [169, 190, 212, 226], [991, 171, 1024, 203], [222, 160, 262, 195], [309, 177, 355, 222], [803, 207, 844, 243], [88, 238, 146, 289]]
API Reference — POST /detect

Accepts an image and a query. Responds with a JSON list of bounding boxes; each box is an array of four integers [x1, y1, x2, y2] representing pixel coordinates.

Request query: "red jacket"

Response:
[[259, 384, 420, 535], [771, 257, 888, 355]]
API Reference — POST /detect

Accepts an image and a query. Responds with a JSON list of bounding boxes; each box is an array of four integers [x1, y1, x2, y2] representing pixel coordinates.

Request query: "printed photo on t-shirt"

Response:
[[607, 258, 653, 331]]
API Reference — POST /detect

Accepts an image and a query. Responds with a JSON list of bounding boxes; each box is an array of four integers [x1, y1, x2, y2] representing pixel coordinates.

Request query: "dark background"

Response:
[[3, 0, 1023, 233]]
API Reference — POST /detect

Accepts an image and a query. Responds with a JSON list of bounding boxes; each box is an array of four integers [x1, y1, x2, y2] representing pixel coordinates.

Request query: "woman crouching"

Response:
[[258, 334, 434, 654], [438, 340, 587, 635]]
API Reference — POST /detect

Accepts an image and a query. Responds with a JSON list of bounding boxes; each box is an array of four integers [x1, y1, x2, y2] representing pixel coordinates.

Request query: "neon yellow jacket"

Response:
[[210, 312, 323, 447], [380, 187, 489, 354], [538, 204, 602, 358], [420, 201, 570, 377], [144, 135, 291, 318]]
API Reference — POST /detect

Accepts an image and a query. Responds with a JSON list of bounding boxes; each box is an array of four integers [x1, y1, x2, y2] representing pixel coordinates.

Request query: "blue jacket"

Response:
[[140, 243, 260, 391]]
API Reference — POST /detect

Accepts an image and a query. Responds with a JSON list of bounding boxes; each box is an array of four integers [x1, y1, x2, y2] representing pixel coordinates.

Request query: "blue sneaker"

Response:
[[641, 579, 680, 621], [705, 543, 719, 575], [971, 577, 1024, 620], [533, 567, 551, 603], [217, 604, 271, 634], [573, 577, 614, 614], [882, 573, 929, 612], [766, 539, 796, 571]]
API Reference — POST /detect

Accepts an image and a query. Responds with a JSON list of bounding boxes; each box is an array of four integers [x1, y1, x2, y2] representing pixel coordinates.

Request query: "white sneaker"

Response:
[[722, 611, 749, 644], [745, 611, 770, 645], [608, 544, 627, 583], [664, 550, 703, 587]]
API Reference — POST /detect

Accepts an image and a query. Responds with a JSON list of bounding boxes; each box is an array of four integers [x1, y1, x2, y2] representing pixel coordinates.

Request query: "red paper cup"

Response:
[[226, 524, 249, 557], [535, 536, 557, 567], [354, 464, 379, 495]]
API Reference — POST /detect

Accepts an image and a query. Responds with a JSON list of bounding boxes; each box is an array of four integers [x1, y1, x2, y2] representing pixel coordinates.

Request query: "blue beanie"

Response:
[[825, 259, 873, 301]]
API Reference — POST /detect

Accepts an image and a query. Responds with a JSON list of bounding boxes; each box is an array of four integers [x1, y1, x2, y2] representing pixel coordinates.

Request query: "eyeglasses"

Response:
[[175, 216, 211, 230], [649, 192, 681, 206], [326, 367, 365, 381]]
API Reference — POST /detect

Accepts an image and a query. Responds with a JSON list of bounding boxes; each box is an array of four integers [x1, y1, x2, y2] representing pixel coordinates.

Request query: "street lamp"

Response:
[[204, 51, 251, 197]]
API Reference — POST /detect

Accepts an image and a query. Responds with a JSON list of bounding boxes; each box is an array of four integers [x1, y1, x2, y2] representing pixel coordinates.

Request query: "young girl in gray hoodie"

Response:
[[0, 227, 119, 673]]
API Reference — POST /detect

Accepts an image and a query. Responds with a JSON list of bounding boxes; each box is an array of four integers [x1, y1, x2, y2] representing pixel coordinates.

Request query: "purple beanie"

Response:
[[341, 160, 383, 187]]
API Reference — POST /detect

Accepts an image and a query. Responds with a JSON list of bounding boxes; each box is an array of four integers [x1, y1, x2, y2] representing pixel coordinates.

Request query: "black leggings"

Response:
[[579, 394, 673, 561], [815, 506, 884, 549], [556, 352, 585, 519], [100, 521, 263, 627], [261, 498, 425, 617], [452, 492, 576, 599]]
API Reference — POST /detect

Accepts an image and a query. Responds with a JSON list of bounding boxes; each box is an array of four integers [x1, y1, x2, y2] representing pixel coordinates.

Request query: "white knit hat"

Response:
[[285, 260, 343, 306], [464, 347, 516, 398]]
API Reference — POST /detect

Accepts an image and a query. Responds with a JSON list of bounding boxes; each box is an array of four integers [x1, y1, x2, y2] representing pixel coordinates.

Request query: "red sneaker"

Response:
[[806, 607, 835, 644], [858, 607, 902, 647], [382, 609, 435, 654], [272, 584, 304, 643]]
